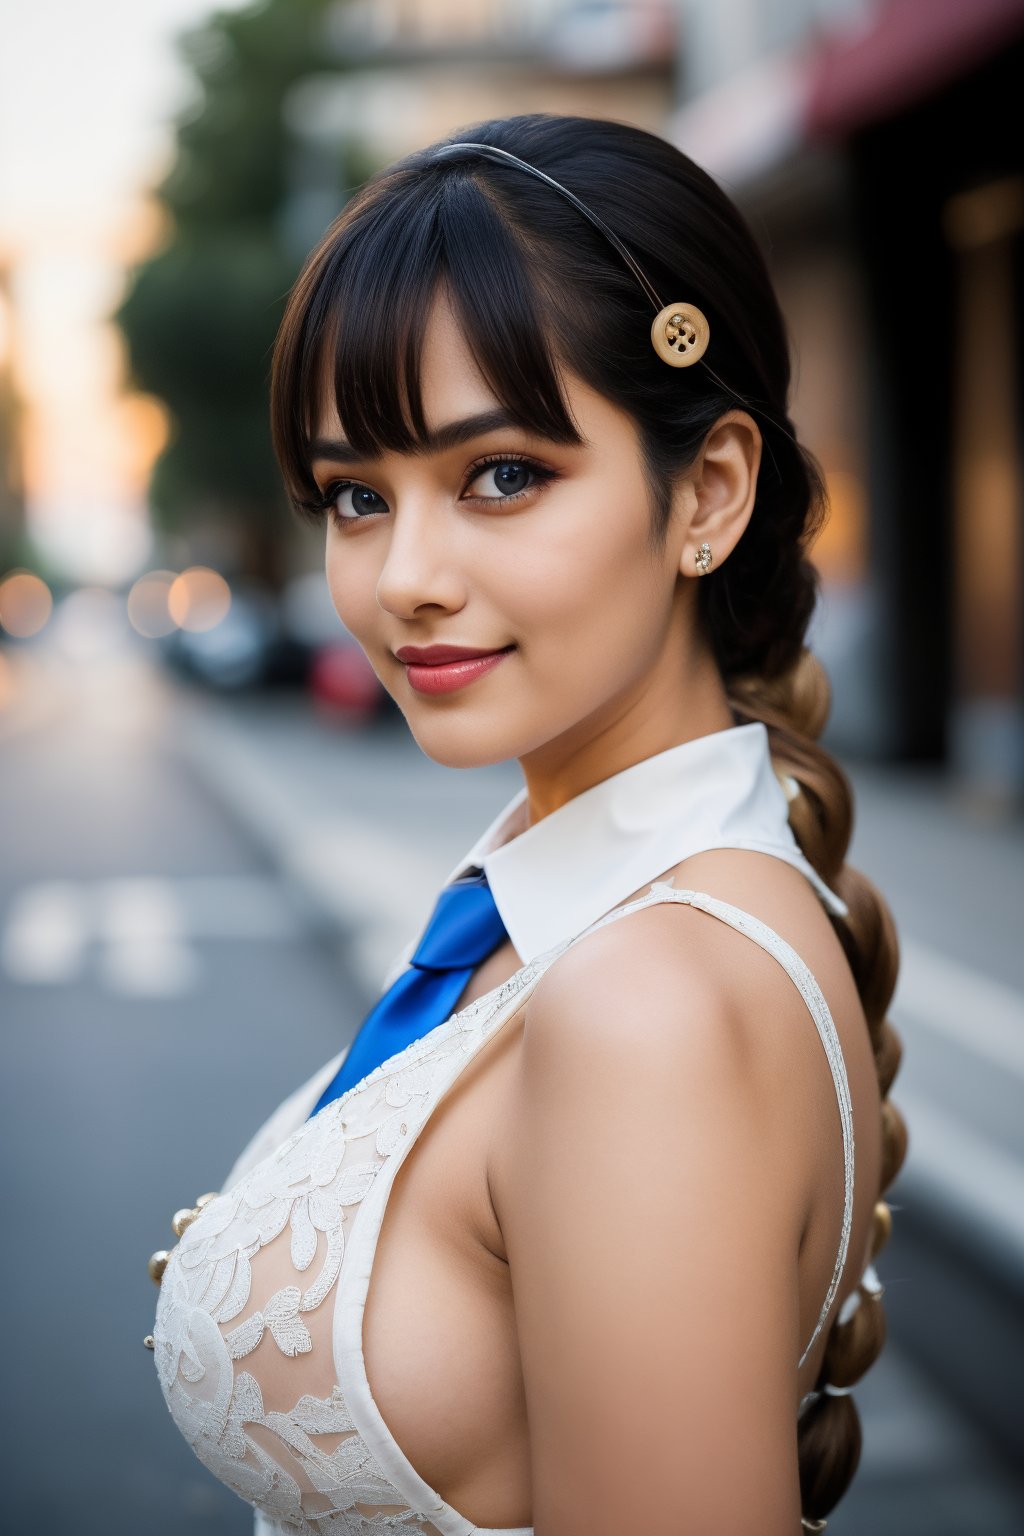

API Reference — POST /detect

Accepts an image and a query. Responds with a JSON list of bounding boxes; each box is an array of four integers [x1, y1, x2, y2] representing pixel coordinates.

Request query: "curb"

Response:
[[172, 696, 439, 997]]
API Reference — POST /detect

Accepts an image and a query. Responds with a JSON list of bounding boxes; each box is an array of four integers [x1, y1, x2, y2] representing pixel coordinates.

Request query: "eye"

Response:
[[323, 482, 389, 523], [463, 455, 552, 503], [312, 452, 556, 528]]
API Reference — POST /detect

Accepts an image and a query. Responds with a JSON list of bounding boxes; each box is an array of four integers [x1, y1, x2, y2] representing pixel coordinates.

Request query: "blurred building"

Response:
[[668, 0, 1024, 802], [280, 0, 678, 257], [113, 0, 1022, 807], [0, 259, 27, 570]]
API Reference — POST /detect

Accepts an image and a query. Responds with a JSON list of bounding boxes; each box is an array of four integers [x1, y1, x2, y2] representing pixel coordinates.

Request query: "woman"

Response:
[[149, 114, 907, 1535]]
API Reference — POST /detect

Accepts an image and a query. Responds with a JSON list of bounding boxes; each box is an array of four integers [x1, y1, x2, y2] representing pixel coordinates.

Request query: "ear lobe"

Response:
[[679, 411, 761, 578]]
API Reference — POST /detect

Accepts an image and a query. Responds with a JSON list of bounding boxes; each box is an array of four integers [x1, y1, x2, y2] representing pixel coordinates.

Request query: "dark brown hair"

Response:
[[270, 111, 907, 1527]]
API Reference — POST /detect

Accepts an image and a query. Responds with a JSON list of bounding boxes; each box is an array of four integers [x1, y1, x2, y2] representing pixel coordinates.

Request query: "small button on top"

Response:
[[650, 301, 710, 368]]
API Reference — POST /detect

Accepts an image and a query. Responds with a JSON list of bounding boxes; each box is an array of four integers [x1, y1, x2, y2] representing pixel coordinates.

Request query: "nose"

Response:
[[375, 499, 468, 619]]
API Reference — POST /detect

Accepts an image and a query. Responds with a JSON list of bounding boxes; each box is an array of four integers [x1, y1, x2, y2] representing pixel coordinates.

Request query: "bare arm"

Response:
[[498, 904, 812, 1536]]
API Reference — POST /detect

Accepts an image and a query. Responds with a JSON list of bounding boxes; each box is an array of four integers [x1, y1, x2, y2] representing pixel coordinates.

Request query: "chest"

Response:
[[360, 940, 534, 1528]]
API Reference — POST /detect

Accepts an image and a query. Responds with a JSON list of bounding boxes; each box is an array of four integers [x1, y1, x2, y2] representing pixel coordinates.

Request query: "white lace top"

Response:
[[151, 879, 855, 1536]]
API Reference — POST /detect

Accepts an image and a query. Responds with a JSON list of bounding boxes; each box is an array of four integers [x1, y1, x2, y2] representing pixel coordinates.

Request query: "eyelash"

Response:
[[303, 453, 557, 527]]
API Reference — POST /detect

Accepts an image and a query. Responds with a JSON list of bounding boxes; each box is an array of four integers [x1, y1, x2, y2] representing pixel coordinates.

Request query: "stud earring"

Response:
[[694, 541, 713, 574]]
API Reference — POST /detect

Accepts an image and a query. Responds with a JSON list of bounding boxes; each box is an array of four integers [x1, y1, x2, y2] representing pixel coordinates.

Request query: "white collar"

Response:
[[443, 720, 849, 963]]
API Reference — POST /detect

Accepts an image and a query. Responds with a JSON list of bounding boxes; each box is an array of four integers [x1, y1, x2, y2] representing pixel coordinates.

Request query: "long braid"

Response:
[[729, 651, 908, 1526]]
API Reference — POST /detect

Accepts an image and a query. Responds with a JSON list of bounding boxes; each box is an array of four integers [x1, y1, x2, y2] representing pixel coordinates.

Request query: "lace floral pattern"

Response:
[[152, 885, 855, 1536], [153, 951, 552, 1535]]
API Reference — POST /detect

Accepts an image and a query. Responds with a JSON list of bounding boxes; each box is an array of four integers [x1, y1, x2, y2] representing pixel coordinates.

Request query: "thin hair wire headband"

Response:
[[432, 140, 665, 312], [431, 139, 711, 369]]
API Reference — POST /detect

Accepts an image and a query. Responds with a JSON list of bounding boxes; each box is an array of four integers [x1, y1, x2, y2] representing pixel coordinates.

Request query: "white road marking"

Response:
[[95, 877, 183, 942], [1, 881, 89, 984], [98, 936, 201, 997], [92, 878, 196, 997], [1, 874, 300, 993]]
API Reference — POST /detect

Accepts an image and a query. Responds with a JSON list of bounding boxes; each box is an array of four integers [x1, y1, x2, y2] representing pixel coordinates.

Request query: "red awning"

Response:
[[805, 0, 1024, 138]]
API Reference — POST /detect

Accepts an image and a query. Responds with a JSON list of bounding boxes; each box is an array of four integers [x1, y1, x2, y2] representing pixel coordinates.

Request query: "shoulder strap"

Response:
[[562, 880, 855, 1369]]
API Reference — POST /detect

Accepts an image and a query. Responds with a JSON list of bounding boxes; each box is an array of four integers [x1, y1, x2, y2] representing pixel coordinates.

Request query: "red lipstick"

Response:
[[394, 643, 515, 696]]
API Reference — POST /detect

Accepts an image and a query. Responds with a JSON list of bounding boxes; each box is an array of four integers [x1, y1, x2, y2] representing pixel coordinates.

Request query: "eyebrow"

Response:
[[307, 408, 529, 466]]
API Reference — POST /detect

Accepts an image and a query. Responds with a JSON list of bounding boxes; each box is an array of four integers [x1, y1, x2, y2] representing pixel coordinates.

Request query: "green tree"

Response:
[[116, 0, 352, 587]]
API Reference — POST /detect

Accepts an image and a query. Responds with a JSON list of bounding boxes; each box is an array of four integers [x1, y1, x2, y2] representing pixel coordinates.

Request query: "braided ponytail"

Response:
[[729, 649, 908, 1528]]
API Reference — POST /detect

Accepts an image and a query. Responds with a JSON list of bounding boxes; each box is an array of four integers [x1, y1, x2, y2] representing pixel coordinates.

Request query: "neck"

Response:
[[517, 633, 736, 825]]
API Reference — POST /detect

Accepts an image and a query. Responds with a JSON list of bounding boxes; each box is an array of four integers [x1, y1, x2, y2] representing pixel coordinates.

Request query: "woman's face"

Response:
[[314, 290, 721, 789]]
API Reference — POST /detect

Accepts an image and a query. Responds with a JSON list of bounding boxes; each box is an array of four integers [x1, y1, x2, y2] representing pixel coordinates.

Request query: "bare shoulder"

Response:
[[523, 896, 742, 1063], [518, 881, 834, 1129], [662, 845, 862, 1027], [496, 892, 813, 1532], [506, 888, 829, 1255], [486, 859, 878, 1530]]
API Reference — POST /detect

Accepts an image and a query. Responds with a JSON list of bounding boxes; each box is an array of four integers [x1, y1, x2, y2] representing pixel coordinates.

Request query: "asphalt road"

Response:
[[0, 642, 366, 1533]]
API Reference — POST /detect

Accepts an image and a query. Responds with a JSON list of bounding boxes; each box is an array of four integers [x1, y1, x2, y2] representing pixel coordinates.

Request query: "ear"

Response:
[[672, 410, 762, 580]]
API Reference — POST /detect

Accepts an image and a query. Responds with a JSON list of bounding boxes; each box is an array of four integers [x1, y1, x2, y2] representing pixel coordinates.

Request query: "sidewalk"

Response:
[[172, 680, 1024, 1296]]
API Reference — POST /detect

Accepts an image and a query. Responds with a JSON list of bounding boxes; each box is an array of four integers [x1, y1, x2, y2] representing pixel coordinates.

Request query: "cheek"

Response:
[[501, 504, 666, 651], [325, 540, 378, 642]]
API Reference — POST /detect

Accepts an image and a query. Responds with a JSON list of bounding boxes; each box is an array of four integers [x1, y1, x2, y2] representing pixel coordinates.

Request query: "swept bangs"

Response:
[[271, 166, 588, 523]]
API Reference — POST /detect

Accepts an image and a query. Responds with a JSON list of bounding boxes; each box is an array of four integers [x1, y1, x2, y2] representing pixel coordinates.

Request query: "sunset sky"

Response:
[[0, 0, 247, 583]]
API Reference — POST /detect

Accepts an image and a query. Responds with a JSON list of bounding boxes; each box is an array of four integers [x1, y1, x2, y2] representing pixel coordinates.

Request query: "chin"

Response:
[[399, 709, 525, 774], [404, 716, 517, 770]]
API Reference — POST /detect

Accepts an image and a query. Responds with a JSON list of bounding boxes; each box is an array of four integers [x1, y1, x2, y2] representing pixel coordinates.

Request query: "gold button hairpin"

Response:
[[651, 302, 710, 368]]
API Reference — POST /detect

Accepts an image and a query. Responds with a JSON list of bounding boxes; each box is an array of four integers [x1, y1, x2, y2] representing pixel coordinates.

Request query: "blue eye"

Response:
[[466, 455, 557, 504], [470, 460, 534, 497], [326, 484, 388, 522]]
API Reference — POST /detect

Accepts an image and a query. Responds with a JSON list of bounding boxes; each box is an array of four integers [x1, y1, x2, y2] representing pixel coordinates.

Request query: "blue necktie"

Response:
[[308, 870, 509, 1117]]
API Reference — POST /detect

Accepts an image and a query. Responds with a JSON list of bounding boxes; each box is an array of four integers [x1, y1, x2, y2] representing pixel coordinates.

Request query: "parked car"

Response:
[[158, 581, 308, 691], [279, 570, 391, 723]]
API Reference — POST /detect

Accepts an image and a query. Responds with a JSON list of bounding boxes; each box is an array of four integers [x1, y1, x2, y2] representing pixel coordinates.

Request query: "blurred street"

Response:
[[0, 636, 365, 1533], [2, 627, 1023, 1534]]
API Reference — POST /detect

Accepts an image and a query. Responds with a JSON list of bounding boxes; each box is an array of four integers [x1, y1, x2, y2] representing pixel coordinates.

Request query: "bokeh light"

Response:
[[126, 568, 178, 638], [0, 570, 53, 638], [167, 565, 231, 632]]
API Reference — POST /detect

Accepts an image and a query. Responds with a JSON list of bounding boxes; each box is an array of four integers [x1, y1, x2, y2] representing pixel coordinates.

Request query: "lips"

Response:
[[395, 643, 516, 696], [394, 643, 513, 665]]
